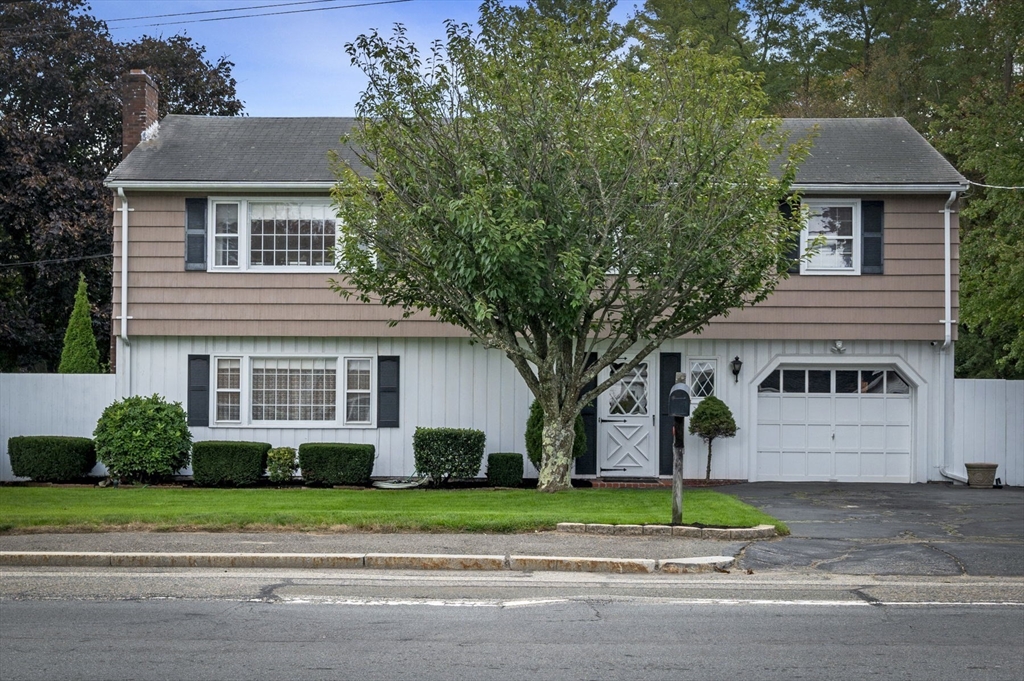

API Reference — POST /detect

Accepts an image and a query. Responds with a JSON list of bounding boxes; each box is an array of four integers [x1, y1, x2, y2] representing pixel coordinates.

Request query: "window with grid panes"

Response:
[[216, 358, 241, 421], [689, 360, 716, 398], [250, 358, 336, 421], [345, 358, 372, 424]]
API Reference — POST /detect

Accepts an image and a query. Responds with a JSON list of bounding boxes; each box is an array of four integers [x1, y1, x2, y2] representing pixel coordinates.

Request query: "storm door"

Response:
[[597, 360, 656, 477]]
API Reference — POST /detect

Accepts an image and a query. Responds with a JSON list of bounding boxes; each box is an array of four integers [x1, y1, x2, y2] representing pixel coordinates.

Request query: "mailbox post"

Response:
[[669, 377, 691, 526]]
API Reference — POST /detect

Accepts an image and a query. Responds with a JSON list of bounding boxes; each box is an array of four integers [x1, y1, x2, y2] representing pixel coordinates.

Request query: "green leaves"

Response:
[[93, 394, 192, 483], [58, 273, 101, 373]]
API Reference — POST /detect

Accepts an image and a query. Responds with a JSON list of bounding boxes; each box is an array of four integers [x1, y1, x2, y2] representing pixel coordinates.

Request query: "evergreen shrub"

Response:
[[58, 273, 101, 373], [8, 436, 96, 482], [412, 427, 485, 484], [688, 395, 738, 481], [93, 394, 192, 482], [267, 446, 298, 484], [486, 453, 524, 488], [191, 441, 271, 487], [298, 443, 375, 486], [525, 400, 587, 470]]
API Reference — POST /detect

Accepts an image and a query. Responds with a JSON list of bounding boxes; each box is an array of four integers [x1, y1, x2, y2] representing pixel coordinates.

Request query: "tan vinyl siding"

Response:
[[114, 192, 958, 341]]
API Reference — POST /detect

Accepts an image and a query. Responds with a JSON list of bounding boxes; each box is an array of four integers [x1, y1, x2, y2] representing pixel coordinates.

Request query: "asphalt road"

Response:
[[2, 587, 1021, 681]]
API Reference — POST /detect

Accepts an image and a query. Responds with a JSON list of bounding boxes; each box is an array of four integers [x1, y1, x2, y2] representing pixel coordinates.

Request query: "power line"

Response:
[[110, 0, 412, 30], [967, 179, 1024, 190], [0, 253, 113, 270], [104, 0, 368, 24]]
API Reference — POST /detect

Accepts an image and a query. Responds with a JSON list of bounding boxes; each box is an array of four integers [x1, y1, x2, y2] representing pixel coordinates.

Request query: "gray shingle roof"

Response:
[[780, 117, 965, 186], [106, 115, 965, 188], [106, 115, 363, 184]]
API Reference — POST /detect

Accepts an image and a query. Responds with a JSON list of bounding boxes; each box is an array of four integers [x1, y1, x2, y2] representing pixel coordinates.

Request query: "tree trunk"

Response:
[[705, 438, 714, 481], [537, 415, 576, 493]]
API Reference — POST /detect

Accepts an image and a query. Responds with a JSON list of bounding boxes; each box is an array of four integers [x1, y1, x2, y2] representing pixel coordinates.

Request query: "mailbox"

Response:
[[669, 382, 691, 417]]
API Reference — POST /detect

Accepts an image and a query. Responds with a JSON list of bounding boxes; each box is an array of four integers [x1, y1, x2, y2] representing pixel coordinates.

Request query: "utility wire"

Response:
[[112, 0, 411, 30], [104, 0, 369, 24], [0, 253, 113, 270], [967, 179, 1024, 190]]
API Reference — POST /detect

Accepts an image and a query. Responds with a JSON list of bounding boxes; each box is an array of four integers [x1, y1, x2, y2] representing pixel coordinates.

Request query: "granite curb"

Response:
[[556, 523, 777, 540], [0, 551, 735, 574]]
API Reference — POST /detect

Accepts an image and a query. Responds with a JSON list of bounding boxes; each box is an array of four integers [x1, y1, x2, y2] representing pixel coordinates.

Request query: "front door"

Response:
[[598, 360, 656, 477]]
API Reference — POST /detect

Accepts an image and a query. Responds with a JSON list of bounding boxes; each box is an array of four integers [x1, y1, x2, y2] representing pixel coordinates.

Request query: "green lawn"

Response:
[[0, 486, 787, 534]]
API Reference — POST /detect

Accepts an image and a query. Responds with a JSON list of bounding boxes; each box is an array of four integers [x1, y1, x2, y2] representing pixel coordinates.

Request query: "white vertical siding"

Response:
[[0, 374, 116, 480], [953, 379, 1024, 487]]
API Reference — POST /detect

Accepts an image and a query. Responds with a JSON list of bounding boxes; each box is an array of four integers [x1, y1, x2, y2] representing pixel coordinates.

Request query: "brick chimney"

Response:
[[122, 69, 159, 159]]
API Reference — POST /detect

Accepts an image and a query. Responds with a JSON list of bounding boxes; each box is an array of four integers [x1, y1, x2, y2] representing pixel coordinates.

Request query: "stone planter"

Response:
[[964, 463, 998, 488]]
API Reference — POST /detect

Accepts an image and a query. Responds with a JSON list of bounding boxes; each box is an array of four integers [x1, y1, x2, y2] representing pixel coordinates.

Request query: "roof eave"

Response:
[[103, 180, 337, 191], [793, 182, 969, 194]]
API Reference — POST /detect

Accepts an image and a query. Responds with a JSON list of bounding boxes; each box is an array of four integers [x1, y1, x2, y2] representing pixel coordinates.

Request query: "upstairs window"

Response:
[[800, 199, 861, 275], [208, 198, 337, 272]]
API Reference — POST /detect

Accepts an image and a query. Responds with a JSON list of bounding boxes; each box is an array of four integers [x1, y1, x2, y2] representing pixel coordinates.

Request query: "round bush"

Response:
[[93, 394, 192, 483], [525, 400, 587, 470], [267, 446, 298, 484], [8, 436, 96, 482]]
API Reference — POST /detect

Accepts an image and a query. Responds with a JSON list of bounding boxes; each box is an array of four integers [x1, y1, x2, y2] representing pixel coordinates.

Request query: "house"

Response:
[[103, 69, 968, 484]]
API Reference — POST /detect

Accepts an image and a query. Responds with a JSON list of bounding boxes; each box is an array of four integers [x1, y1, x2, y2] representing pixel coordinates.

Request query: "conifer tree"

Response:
[[58, 274, 101, 373]]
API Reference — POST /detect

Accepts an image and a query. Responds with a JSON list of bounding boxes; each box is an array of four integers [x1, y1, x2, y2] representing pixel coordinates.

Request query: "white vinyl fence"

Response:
[[0, 374, 116, 480], [953, 379, 1024, 488]]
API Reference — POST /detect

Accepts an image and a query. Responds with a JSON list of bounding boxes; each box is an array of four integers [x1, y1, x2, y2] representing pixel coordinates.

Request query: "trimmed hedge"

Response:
[[8, 436, 96, 482], [412, 427, 485, 484], [486, 453, 524, 488], [299, 443, 375, 486], [191, 441, 271, 487]]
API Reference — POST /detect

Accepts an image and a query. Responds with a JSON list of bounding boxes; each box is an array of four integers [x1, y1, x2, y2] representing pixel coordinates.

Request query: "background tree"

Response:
[[58, 273, 101, 373], [688, 396, 737, 481], [333, 0, 805, 492], [0, 0, 243, 372]]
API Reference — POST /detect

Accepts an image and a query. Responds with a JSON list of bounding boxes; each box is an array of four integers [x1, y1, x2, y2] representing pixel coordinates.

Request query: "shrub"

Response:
[[688, 396, 738, 481], [58, 273, 101, 374], [412, 427, 485, 484], [8, 436, 96, 482], [267, 446, 298, 484], [93, 394, 192, 483], [191, 441, 271, 487], [486, 453, 524, 488], [525, 400, 587, 470], [298, 443, 375, 486]]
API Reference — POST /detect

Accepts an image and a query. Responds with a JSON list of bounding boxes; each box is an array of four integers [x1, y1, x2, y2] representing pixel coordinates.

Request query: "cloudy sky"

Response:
[[91, 0, 635, 117]]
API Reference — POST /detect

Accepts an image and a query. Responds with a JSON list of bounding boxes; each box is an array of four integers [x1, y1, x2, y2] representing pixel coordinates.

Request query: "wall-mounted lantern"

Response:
[[731, 356, 743, 383]]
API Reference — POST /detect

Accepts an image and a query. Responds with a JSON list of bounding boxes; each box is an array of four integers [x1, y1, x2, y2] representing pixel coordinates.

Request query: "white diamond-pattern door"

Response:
[[598, 361, 656, 477]]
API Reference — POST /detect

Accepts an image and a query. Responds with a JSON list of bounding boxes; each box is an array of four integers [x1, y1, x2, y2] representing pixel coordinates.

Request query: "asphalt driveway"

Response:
[[722, 482, 1024, 577]]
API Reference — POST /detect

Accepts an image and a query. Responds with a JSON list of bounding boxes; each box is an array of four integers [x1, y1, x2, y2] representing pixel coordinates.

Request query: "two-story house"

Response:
[[104, 70, 968, 484]]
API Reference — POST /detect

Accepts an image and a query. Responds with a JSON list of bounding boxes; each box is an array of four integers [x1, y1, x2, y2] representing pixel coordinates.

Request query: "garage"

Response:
[[756, 367, 913, 482]]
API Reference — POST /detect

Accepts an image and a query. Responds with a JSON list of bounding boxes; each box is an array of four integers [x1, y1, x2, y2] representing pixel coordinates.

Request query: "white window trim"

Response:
[[208, 354, 378, 429], [214, 356, 242, 423], [800, 199, 862, 276], [207, 197, 340, 273], [342, 356, 375, 426], [687, 357, 717, 402]]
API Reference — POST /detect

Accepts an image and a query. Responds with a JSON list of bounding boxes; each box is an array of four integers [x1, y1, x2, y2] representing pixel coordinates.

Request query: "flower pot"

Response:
[[964, 463, 998, 489]]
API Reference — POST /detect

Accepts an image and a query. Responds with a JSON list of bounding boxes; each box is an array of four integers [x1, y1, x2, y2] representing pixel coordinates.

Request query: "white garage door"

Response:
[[756, 368, 912, 482]]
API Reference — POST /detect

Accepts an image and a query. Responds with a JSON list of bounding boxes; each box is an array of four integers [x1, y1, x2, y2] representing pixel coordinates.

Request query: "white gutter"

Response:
[[941, 190, 958, 350], [116, 188, 132, 397], [104, 181, 335, 192], [940, 190, 958, 478], [794, 183, 969, 194]]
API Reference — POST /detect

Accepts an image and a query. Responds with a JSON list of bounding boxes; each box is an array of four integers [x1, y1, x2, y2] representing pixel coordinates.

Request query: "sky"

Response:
[[91, 0, 635, 117]]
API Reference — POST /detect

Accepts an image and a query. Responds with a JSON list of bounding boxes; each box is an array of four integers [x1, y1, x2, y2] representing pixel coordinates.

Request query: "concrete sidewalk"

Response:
[[0, 530, 746, 574]]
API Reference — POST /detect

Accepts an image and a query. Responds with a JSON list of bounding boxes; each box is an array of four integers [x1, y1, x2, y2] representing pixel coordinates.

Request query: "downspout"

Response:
[[938, 190, 958, 482], [117, 188, 131, 397]]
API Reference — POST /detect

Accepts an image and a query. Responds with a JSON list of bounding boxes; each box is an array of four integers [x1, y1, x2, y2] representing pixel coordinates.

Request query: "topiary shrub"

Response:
[[525, 400, 587, 471], [8, 436, 97, 482], [58, 273, 101, 374], [486, 453, 524, 488], [412, 427, 485, 485], [267, 446, 298, 484], [191, 441, 271, 487], [688, 395, 738, 481], [298, 443, 375, 486], [93, 394, 192, 483]]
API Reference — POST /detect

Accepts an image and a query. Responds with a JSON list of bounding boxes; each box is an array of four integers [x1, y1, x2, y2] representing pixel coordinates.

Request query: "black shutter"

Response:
[[185, 198, 207, 271], [377, 356, 400, 428], [659, 352, 682, 476], [575, 353, 598, 476], [187, 355, 210, 427], [862, 200, 884, 274], [780, 199, 801, 274]]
